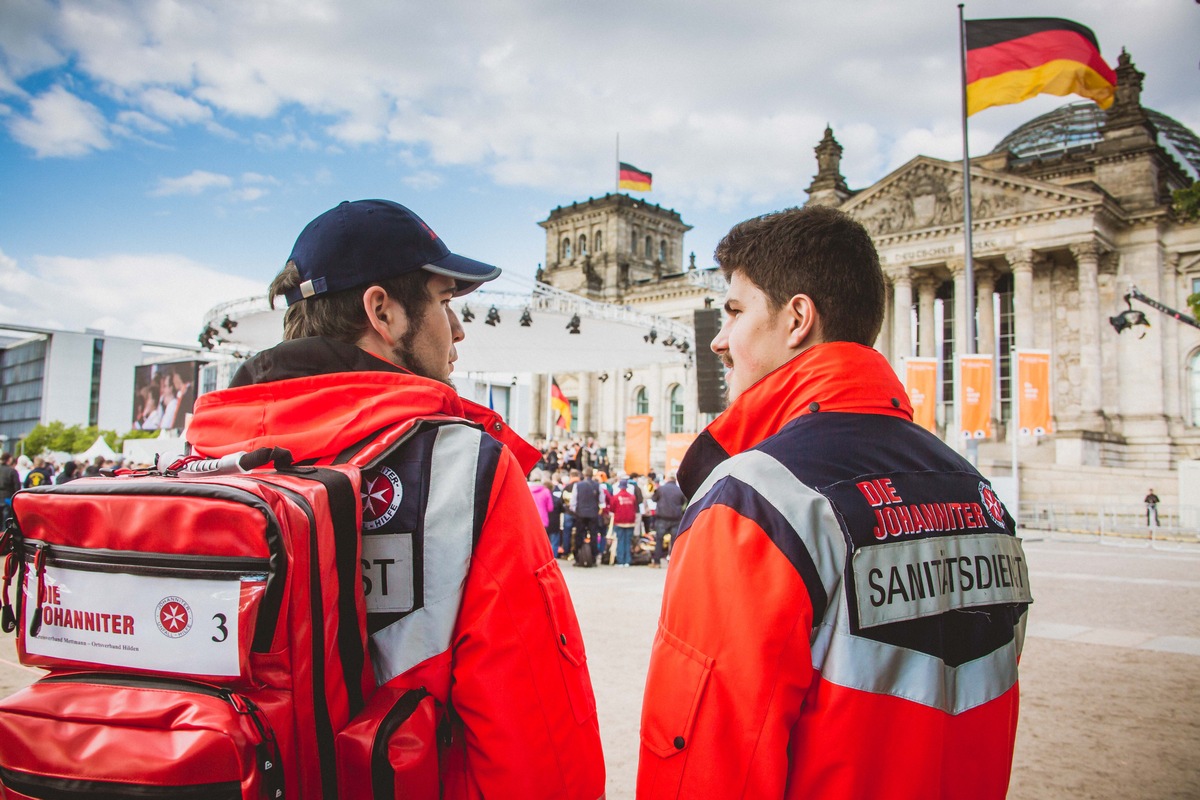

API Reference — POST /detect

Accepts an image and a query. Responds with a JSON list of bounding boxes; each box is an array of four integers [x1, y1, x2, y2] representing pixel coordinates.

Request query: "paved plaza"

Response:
[[0, 532, 1196, 798]]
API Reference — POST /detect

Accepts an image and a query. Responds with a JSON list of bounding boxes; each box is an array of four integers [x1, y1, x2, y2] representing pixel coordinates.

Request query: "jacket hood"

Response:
[[189, 337, 541, 472], [677, 342, 912, 498]]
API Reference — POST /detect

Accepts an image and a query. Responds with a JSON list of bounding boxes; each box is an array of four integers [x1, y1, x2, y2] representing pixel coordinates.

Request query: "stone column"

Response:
[[976, 266, 996, 355], [578, 372, 592, 437], [948, 258, 968, 355], [887, 265, 914, 363], [916, 276, 938, 358], [1071, 241, 1104, 420], [531, 373, 547, 440], [1006, 249, 1035, 350]]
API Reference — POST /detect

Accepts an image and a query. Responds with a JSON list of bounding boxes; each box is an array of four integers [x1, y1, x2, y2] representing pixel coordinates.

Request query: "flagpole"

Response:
[[958, 3, 979, 466], [615, 133, 620, 194], [547, 373, 555, 442]]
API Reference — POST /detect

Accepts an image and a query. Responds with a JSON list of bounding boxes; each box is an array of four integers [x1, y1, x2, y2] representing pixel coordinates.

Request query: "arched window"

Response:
[[579, 234, 587, 256], [635, 386, 649, 415], [562, 237, 572, 260], [669, 385, 685, 433], [659, 239, 668, 262], [595, 230, 603, 252], [645, 236, 652, 259], [631, 228, 639, 254], [1189, 350, 1200, 425]]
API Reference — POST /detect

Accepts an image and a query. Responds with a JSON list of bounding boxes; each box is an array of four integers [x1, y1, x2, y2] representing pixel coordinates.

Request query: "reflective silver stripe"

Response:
[[695, 448, 1023, 714], [815, 597, 1022, 714], [370, 424, 480, 685], [691, 450, 846, 600]]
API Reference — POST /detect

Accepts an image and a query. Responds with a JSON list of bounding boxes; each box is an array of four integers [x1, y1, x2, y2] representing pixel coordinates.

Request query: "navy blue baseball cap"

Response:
[[282, 199, 501, 306]]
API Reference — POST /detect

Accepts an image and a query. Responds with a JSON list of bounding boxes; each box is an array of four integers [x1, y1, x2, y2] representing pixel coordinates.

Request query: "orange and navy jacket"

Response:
[[638, 342, 1031, 800], [189, 337, 605, 800]]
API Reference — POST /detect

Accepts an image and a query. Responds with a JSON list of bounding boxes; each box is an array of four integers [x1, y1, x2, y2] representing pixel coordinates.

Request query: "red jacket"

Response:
[[189, 338, 604, 800], [638, 342, 1029, 799]]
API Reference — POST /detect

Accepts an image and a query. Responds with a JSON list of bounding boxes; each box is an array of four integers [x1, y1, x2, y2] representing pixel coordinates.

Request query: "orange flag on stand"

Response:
[[1016, 350, 1054, 436], [904, 358, 939, 434], [958, 354, 994, 441]]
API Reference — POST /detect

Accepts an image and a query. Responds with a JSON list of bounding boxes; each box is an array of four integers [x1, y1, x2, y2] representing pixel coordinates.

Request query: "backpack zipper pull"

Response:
[[223, 690, 285, 799], [28, 543, 48, 638], [0, 521, 21, 633]]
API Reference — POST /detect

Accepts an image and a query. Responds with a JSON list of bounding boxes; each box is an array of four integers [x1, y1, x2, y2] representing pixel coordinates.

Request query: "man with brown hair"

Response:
[[638, 205, 1030, 799], [188, 199, 603, 799]]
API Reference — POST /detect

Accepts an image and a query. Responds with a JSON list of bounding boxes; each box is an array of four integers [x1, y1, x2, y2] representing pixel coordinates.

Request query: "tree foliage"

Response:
[[19, 423, 122, 458]]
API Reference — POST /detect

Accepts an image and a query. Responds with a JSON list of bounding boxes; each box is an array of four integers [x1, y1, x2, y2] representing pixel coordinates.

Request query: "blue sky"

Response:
[[0, 0, 1196, 346]]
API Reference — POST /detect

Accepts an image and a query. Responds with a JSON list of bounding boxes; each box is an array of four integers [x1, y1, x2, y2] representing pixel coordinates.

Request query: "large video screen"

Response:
[[131, 361, 202, 432]]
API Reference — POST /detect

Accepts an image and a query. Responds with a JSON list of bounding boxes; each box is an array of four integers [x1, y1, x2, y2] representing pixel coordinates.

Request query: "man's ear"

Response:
[[785, 294, 821, 350], [360, 285, 397, 343]]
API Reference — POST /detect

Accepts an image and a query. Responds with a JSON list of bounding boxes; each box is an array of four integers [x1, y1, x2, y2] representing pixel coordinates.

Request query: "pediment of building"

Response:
[[842, 156, 1102, 238]]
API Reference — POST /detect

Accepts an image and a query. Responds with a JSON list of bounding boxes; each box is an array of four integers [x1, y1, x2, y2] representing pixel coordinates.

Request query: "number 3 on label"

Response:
[[212, 613, 229, 643]]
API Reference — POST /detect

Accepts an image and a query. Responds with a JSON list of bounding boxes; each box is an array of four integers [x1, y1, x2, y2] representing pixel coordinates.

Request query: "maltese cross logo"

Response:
[[155, 596, 193, 638], [362, 466, 403, 531], [979, 482, 1005, 527]]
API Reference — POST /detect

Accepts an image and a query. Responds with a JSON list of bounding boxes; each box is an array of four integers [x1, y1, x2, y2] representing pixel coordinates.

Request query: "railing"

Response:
[[1018, 502, 1200, 548]]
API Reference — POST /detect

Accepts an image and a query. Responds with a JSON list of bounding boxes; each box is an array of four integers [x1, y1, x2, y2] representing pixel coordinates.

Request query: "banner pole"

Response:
[[1011, 350, 1020, 529]]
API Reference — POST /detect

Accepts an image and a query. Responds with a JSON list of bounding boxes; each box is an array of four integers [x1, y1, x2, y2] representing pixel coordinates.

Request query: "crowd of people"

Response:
[[525, 445, 687, 569]]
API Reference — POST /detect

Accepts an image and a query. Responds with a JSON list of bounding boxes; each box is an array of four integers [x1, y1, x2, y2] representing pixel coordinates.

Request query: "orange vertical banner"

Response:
[[624, 415, 653, 476], [904, 358, 939, 434], [1017, 349, 1054, 436], [665, 433, 697, 475], [958, 354, 993, 440]]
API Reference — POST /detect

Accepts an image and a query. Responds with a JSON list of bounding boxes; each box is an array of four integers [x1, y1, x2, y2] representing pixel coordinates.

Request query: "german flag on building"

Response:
[[965, 18, 1116, 116], [619, 162, 653, 192], [551, 377, 572, 430]]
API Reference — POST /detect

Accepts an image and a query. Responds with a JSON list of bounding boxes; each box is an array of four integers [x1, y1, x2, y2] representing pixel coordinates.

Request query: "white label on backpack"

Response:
[[23, 565, 252, 677], [362, 532, 414, 614]]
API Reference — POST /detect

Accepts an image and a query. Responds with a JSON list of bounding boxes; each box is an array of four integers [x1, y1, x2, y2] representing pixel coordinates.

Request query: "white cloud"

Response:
[[0, 247, 263, 345], [151, 170, 233, 196], [137, 88, 212, 125], [230, 187, 267, 202], [402, 171, 443, 191], [1, 0, 1197, 208], [8, 85, 109, 157], [115, 109, 170, 134]]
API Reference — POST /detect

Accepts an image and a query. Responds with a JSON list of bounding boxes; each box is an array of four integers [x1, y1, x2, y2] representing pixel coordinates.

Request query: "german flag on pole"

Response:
[[618, 162, 653, 192], [965, 18, 1116, 117], [551, 377, 571, 430]]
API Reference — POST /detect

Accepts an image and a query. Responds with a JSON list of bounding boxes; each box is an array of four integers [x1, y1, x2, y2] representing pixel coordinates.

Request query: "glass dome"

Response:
[[991, 101, 1200, 180]]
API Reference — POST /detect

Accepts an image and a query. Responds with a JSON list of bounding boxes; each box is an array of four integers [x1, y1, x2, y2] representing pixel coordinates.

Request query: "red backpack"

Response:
[[0, 449, 373, 799]]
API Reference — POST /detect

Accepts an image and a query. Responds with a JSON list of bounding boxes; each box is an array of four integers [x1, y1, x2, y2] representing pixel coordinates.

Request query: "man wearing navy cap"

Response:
[[188, 200, 604, 799]]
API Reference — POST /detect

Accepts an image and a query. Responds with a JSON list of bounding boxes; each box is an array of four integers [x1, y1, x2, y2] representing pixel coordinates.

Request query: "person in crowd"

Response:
[[22, 456, 53, 488], [83, 455, 105, 478], [560, 468, 579, 560], [610, 476, 639, 567], [546, 475, 564, 557], [1144, 488, 1160, 526], [569, 467, 602, 563], [638, 205, 1031, 799], [528, 469, 555, 547], [54, 461, 79, 485], [0, 454, 20, 526], [650, 471, 685, 569], [186, 198, 603, 797]]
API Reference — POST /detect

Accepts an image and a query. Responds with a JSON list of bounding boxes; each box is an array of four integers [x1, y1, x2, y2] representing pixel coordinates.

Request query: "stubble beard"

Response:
[[390, 328, 455, 389]]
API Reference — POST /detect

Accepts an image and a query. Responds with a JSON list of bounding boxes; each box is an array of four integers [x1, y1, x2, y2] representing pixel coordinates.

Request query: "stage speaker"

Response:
[[693, 308, 727, 414]]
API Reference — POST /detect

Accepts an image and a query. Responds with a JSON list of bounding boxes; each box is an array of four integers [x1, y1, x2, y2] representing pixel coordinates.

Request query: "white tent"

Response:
[[77, 436, 118, 463]]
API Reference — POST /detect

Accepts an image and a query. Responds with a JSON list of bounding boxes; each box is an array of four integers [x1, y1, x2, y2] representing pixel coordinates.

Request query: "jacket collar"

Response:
[[677, 341, 912, 499], [190, 337, 541, 472]]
